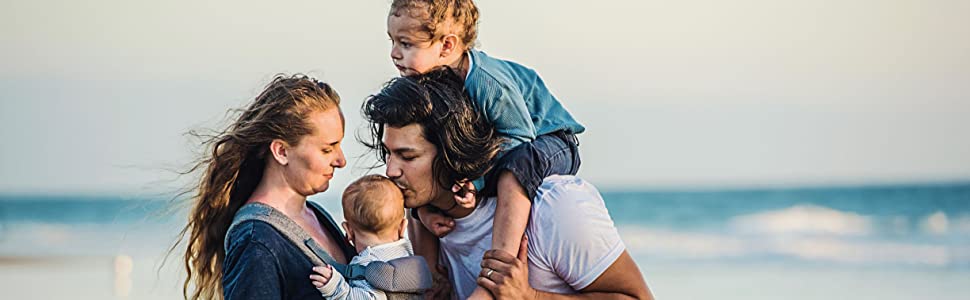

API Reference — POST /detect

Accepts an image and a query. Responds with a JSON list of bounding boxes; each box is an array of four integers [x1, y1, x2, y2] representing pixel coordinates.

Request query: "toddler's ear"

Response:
[[440, 34, 461, 58]]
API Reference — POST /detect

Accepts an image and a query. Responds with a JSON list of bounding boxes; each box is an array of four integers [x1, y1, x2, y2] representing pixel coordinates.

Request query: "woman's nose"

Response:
[[332, 148, 347, 168]]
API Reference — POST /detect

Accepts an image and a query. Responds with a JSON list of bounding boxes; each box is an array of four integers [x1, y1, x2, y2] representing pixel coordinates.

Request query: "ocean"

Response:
[[1, 182, 968, 299]]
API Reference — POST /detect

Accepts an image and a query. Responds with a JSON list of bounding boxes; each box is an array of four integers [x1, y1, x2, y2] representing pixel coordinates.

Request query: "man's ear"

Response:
[[269, 139, 289, 166], [439, 34, 461, 58], [342, 221, 355, 247]]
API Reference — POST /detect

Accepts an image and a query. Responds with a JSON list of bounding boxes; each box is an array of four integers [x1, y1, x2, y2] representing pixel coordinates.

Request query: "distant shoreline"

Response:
[[0, 255, 110, 266]]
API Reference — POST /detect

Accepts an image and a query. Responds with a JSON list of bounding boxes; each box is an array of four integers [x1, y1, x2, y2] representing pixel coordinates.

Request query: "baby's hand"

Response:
[[309, 265, 333, 289], [452, 180, 477, 209], [418, 206, 456, 238]]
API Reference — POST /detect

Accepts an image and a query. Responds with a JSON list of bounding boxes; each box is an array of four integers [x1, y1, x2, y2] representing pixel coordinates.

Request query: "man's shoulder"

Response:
[[533, 175, 603, 208], [529, 175, 616, 243], [527, 175, 626, 291]]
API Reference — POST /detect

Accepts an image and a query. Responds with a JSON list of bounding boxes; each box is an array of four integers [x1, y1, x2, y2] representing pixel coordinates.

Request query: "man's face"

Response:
[[382, 123, 447, 208]]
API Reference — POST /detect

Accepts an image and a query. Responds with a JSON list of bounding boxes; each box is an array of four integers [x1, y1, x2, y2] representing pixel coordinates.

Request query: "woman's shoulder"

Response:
[[225, 220, 292, 254]]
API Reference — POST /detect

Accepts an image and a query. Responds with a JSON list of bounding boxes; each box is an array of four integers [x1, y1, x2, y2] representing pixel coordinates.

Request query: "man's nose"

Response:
[[385, 159, 402, 179]]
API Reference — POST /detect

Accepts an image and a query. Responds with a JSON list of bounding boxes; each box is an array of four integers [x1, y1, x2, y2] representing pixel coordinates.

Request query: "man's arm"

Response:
[[538, 251, 652, 300], [478, 237, 652, 300], [479, 178, 653, 299]]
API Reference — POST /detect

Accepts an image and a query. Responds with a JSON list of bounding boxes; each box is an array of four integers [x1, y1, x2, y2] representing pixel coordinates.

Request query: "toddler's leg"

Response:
[[492, 170, 533, 255], [489, 132, 581, 255]]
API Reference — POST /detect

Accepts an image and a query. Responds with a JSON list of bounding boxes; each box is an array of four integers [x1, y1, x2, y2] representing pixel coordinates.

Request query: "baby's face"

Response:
[[387, 12, 444, 76]]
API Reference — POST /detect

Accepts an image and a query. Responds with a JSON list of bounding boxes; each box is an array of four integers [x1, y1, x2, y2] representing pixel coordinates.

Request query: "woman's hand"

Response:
[[478, 236, 537, 300]]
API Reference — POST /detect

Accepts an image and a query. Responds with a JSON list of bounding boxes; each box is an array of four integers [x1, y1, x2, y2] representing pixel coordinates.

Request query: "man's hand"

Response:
[[478, 236, 537, 300], [418, 206, 456, 237]]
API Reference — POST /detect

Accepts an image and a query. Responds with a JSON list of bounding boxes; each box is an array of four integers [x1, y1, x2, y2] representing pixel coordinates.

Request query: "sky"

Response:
[[1, 0, 968, 195]]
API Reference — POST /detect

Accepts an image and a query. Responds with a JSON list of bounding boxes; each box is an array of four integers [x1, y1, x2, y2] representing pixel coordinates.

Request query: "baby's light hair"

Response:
[[390, 0, 479, 51], [341, 175, 405, 235]]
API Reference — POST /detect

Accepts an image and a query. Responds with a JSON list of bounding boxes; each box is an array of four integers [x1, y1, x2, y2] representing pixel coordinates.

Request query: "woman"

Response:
[[178, 75, 354, 299]]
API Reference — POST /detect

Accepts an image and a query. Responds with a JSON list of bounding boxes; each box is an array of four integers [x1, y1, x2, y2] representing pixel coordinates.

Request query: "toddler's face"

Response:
[[387, 13, 444, 76]]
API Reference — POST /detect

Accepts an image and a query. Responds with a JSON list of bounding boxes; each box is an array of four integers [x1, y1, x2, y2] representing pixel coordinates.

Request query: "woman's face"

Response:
[[283, 107, 347, 196]]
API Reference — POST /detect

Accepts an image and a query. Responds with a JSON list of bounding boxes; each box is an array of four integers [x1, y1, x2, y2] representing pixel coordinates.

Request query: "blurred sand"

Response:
[[0, 255, 183, 300], [3, 255, 969, 300]]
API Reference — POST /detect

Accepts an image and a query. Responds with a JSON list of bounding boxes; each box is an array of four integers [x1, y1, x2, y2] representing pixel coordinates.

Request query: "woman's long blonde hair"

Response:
[[175, 74, 340, 299]]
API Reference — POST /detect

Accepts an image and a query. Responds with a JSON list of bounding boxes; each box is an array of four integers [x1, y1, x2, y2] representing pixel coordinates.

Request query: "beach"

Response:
[[2, 182, 969, 299], [4, 255, 968, 299]]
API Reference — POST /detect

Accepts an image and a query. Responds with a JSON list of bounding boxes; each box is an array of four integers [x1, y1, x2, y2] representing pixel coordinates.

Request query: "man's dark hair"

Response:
[[362, 67, 503, 191]]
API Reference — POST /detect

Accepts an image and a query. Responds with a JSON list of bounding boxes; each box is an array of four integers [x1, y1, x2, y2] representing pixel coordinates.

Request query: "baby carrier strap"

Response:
[[226, 202, 343, 268], [226, 202, 431, 295]]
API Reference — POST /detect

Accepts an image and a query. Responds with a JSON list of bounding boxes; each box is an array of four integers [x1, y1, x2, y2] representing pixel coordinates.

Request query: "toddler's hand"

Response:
[[452, 180, 477, 209], [418, 206, 456, 238], [309, 265, 333, 289]]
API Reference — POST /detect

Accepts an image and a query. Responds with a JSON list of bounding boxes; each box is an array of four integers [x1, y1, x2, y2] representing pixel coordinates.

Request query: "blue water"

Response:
[[599, 183, 970, 269], [603, 183, 970, 229], [1, 182, 968, 269]]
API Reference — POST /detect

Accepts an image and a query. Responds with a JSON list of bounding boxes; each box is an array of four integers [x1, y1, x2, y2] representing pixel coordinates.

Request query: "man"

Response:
[[362, 68, 654, 299]]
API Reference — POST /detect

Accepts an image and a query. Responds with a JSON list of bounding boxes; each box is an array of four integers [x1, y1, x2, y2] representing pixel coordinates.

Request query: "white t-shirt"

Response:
[[438, 175, 626, 299]]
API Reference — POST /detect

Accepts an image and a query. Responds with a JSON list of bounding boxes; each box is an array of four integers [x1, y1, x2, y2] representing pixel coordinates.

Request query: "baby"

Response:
[[310, 174, 419, 299]]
